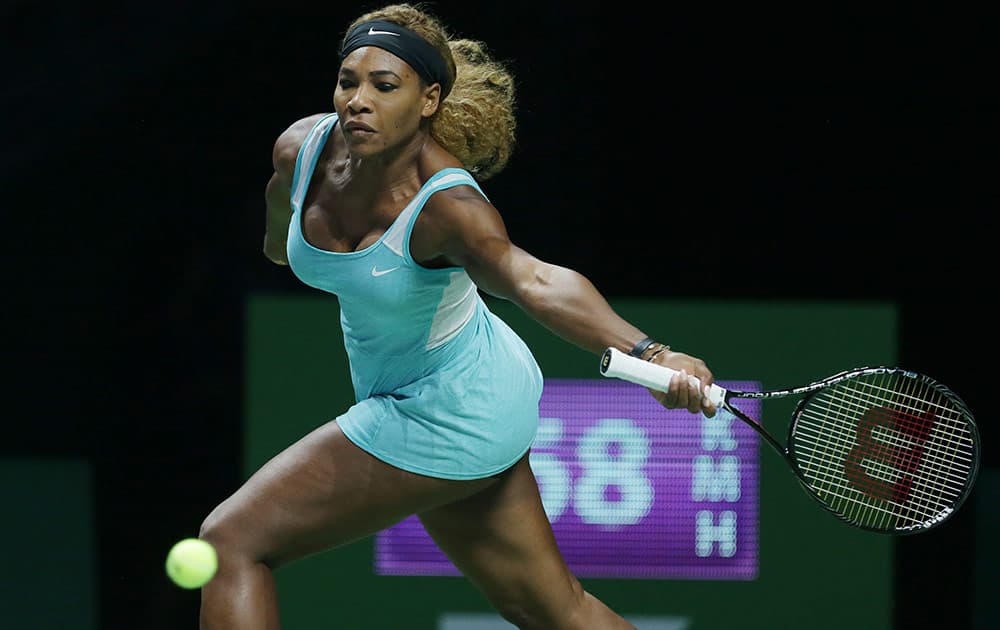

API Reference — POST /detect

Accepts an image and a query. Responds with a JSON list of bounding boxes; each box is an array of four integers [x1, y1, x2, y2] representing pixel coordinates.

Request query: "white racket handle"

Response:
[[600, 347, 727, 406]]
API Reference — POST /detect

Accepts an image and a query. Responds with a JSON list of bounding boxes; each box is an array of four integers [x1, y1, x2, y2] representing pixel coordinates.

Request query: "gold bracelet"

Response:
[[645, 344, 671, 362]]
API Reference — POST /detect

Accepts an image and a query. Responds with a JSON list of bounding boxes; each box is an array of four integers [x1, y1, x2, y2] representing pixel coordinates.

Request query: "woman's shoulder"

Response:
[[271, 113, 334, 176], [420, 166, 491, 223]]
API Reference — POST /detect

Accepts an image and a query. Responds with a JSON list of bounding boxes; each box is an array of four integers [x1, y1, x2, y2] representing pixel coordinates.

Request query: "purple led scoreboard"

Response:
[[375, 378, 762, 580]]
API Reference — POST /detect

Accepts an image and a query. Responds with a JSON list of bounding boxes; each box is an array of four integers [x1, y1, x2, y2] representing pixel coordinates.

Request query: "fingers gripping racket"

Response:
[[600, 347, 981, 534]]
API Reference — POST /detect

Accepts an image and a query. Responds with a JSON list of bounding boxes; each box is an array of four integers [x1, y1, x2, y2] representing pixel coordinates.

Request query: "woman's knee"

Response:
[[198, 498, 259, 565], [494, 588, 630, 630], [198, 503, 226, 544], [493, 600, 543, 630], [490, 583, 588, 630], [494, 602, 571, 630]]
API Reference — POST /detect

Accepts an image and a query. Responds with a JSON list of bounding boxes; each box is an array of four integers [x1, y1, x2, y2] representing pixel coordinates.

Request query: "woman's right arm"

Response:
[[263, 168, 293, 265], [263, 115, 325, 265]]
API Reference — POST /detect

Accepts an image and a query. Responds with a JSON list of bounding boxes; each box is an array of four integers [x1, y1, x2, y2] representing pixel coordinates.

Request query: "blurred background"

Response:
[[3, 1, 996, 628]]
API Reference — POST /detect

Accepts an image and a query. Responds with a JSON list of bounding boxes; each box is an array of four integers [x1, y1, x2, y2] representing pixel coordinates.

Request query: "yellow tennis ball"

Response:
[[165, 538, 218, 589]]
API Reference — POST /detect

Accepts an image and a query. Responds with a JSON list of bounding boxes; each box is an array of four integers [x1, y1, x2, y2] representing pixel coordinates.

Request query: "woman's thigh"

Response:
[[200, 419, 497, 568], [417, 454, 586, 623]]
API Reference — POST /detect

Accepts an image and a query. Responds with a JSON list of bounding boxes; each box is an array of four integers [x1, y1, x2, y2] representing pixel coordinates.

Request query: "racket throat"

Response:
[[725, 403, 788, 459]]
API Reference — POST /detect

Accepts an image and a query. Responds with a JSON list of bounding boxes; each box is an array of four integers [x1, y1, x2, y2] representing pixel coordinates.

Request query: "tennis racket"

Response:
[[599, 347, 980, 535]]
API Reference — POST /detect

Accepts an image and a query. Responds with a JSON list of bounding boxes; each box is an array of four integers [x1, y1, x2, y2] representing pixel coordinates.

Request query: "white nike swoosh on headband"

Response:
[[368, 27, 400, 36]]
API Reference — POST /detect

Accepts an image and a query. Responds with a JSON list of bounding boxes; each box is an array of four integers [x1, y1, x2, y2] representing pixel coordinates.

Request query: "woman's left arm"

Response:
[[421, 189, 715, 414]]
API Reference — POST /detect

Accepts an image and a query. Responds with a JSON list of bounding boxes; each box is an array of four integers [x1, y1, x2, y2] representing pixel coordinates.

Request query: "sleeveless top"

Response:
[[285, 113, 542, 479]]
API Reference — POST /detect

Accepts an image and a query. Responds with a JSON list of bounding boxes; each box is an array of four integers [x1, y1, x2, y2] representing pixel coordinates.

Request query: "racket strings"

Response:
[[799, 383, 971, 519], [806, 388, 971, 528], [797, 396, 974, 482], [794, 423, 970, 496], [906, 379, 978, 525], [789, 371, 976, 530]]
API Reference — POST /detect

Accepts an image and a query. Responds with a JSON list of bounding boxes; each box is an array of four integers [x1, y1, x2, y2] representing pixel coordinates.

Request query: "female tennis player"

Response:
[[198, 4, 716, 628]]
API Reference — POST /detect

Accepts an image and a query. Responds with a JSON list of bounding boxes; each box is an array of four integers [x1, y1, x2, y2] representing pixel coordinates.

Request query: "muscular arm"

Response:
[[421, 189, 716, 415], [422, 190, 641, 353], [262, 114, 326, 265], [264, 171, 292, 265], [476, 242, 646, 357], [426, 190, 703, 353]]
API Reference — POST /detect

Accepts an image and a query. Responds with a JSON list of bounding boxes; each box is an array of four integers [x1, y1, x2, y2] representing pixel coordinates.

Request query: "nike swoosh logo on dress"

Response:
[[371, 266, 401, 277]]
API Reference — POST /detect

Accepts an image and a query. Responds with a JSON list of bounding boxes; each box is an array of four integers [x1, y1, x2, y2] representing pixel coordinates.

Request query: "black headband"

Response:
[[339, 20, 452, 94]]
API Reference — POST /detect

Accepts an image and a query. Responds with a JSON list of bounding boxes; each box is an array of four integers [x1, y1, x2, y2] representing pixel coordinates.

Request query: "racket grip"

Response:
[[600, 347, 726, 406]]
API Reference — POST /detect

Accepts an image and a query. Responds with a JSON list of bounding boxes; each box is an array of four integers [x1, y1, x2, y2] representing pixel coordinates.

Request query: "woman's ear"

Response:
[[422, 84, 441, 117]]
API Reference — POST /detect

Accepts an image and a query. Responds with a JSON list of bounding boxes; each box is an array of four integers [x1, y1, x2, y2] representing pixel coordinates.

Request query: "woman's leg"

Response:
[[198, 420, 497, 629], [418, 454, 636, 630]]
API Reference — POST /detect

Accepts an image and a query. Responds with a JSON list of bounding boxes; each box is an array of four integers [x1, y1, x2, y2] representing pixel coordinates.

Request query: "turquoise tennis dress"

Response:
[[285, 113, 543, 480]]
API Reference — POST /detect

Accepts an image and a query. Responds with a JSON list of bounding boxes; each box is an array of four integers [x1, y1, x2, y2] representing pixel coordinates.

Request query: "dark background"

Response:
[[5, 2, 995, 628]]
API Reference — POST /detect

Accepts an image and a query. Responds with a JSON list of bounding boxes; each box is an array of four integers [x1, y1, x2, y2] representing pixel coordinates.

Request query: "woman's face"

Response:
[[334, 46, 436, 156]]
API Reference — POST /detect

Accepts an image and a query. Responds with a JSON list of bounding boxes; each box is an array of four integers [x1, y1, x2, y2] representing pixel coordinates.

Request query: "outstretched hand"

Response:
[[645, 349, 717, 418]]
